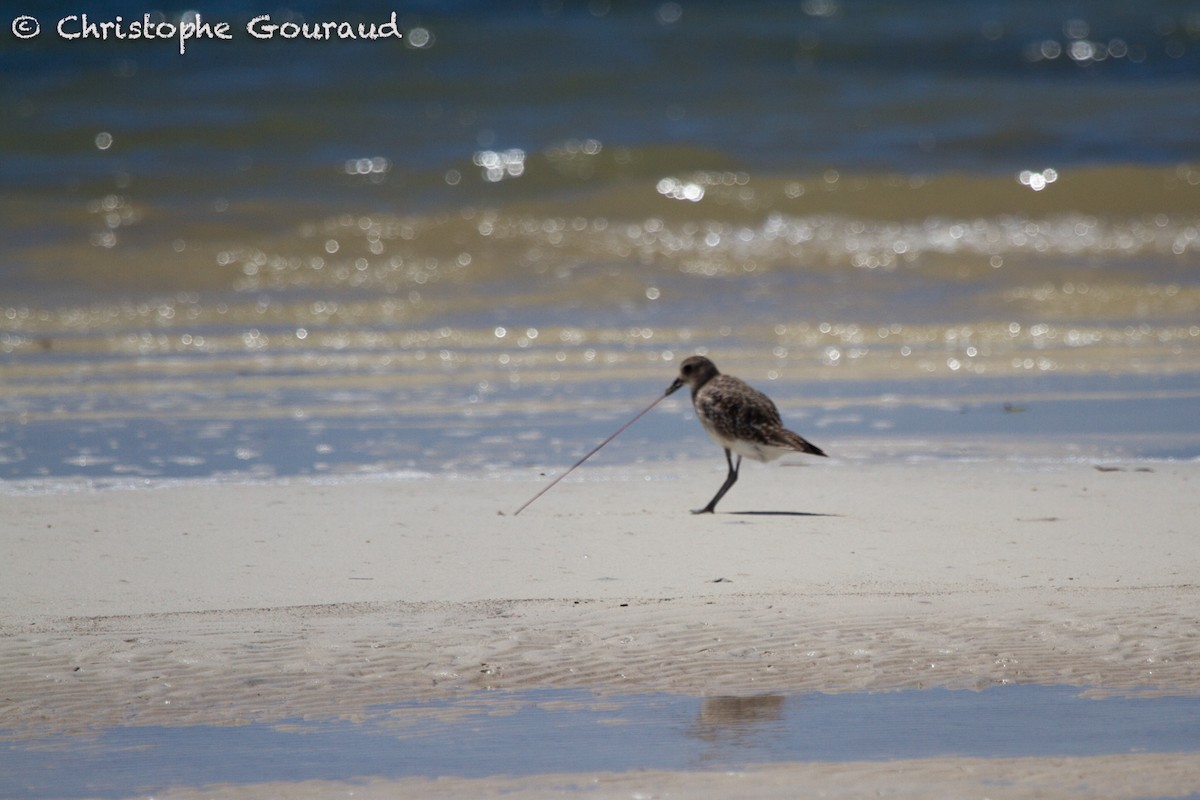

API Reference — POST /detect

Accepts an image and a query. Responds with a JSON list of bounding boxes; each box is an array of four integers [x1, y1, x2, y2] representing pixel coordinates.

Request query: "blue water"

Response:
[[2, 370, 1196, 485], [3, 685, 1200, 798], [3, 1, 1199, 484], [5, 0, 1200, 189]]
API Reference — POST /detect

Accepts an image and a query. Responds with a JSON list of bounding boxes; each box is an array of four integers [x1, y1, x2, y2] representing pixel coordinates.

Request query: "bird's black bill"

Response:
[[512, 392, 668, 516], [666, 378, 684, 396]]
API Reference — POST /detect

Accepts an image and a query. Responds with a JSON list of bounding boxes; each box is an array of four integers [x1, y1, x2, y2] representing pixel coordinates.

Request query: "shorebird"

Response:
[[666, 355, 826, 513]]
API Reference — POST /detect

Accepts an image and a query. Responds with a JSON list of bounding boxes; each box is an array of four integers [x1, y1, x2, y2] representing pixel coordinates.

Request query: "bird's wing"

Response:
[[696, 376, 784, 439]]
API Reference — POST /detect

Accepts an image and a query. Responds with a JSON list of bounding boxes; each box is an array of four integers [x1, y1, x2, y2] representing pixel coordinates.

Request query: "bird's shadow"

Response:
[[724, 510, 840, 518]]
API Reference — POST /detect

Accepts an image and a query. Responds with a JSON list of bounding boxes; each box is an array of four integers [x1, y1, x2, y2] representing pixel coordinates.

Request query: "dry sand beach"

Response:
[[3, 459, 1199, 798]]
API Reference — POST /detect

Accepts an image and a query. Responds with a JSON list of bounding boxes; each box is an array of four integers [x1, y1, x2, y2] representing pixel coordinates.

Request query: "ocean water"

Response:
[[2, 1, 1199, 486], [4, 686, 1200, 798]]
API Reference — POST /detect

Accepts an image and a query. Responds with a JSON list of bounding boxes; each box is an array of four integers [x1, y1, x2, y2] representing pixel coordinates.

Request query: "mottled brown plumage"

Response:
[[666, 355, 825, 513]]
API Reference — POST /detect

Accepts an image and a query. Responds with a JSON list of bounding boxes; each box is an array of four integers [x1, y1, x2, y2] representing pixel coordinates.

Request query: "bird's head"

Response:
[[666, 355, 720, 396]]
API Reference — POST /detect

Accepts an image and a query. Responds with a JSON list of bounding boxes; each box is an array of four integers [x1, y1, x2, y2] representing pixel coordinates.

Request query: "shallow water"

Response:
[[3, 1, 1199, 485], [2, 685, 1199, 798], [2, 370, 1197, 487]]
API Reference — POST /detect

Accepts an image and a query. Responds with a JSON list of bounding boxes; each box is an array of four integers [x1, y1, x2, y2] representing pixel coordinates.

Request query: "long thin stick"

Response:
[[512, 393, 667, 516]]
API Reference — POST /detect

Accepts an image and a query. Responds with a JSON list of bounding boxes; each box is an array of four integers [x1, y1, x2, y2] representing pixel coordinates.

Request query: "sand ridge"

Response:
[[145, 753, 1200, 800], [3, 586, 1198, 737]]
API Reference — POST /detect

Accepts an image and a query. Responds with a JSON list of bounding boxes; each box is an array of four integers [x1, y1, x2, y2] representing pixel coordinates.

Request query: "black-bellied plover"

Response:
[[666, 355, 826, 513]]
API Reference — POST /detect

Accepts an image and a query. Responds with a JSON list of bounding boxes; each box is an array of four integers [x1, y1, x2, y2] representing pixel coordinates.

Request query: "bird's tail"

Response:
[[781, 429, 827, 457]]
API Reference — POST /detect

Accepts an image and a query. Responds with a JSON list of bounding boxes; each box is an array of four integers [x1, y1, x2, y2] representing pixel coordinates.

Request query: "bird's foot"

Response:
[[690, 507, 716, 515]]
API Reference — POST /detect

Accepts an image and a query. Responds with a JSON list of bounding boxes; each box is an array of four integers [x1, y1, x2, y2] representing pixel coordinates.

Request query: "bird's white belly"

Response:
[[702, 425, 790, 463]]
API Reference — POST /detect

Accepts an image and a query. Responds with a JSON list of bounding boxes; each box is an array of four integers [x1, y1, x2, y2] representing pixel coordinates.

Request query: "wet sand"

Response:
[[147, 754, 1200, 800], [2, 460, 1199, 797]]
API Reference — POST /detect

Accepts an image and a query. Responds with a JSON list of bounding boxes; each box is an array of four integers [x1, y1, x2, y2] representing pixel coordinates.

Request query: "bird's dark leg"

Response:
[[693, 449, 741, 514]]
